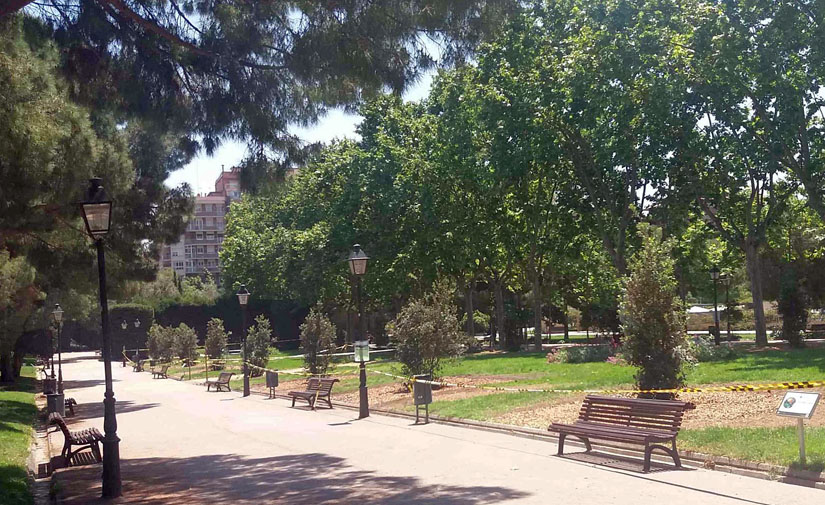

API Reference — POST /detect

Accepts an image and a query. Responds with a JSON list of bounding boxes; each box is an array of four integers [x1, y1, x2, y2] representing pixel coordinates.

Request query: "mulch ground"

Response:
[[251, 367, 825, 431]]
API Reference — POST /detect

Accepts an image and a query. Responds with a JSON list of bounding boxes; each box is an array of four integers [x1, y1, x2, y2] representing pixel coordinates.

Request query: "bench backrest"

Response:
[[48, 412, 71, 437], [317, 378, 339, 395], [305, 377, 321, 391], [579, 395, 689, 434], [217, 372, 233, 384], [161, 365, 169, 373]]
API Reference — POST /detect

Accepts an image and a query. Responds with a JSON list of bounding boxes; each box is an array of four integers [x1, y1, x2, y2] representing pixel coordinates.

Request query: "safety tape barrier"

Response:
[[368, 370, 825, 395], [244, 361, 360, 379]]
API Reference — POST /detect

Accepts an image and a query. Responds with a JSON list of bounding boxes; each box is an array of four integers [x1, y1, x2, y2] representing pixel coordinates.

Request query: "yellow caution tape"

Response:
[[369, 370, 825, 395]]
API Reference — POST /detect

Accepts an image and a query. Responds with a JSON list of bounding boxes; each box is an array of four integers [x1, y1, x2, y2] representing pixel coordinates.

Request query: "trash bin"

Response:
[[266, 371, 279, 398], [413, 374, 432, 424], [43, 378, 57, 395], [47, 392, 65, 416]]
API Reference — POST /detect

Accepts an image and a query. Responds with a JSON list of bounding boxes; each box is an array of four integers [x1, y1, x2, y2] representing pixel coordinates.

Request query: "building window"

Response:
[[211, 204, 217, 212], [172, 251, 179, 257], [174, 261, 184, 268], [196, 232, 203, 240], [197, 246, 205, 254]]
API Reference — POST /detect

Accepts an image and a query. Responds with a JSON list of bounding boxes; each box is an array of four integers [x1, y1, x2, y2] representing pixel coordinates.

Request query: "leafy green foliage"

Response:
[[620, 225, 687, 392], [173, 323, 198, 361], [299, 308, 337, 376], [777, 266, 808, 347], [390, 280, 469, 378], [684, 336, 738, 363], [245, 315, 272, 375], [147, 323, 175, 362], [204, 318, 229, 359], [546, 346, 613, 364]]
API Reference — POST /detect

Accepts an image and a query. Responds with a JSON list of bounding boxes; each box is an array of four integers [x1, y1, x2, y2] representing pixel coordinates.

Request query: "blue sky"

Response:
[[164, 70, 435, 194]]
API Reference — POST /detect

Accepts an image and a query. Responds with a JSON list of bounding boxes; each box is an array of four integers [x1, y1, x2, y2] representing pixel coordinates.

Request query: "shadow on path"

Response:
[[54, 452, 530, 504], [65, 400, 160, 423]]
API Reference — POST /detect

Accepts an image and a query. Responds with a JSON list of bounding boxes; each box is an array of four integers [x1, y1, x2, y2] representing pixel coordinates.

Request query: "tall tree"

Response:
[[3, 1, 517, 177]]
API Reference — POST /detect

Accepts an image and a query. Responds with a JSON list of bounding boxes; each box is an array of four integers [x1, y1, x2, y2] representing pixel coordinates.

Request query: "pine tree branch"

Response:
[[0, 0, 36, 18]]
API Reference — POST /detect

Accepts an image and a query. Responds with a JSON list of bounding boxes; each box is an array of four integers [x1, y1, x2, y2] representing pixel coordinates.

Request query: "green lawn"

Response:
[[0, 364, 38, 505], [681, 426, 825, 472]]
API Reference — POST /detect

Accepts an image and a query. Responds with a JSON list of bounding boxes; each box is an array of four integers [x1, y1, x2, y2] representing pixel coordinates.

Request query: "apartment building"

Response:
[[161, 166, 242, 285]]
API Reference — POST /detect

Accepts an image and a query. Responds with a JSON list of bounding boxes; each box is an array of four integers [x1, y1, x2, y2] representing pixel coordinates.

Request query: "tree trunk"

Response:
[[533, 274, 542, 351], [563, 311, 570, 342], [744, 239, 768, 346], [494, 279, 506, 350], [0, 351, 14, 383], [465, 282, 474, 338]]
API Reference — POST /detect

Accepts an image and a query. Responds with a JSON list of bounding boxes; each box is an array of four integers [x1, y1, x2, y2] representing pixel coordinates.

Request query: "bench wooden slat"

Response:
[[550, 395, 691, 472], [205, 372, 234, 392], [48, 413, 103, 466], [288, 378, 339, 410]]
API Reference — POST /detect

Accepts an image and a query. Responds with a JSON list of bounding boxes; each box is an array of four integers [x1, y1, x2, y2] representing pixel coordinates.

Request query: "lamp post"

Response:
[[348, 244, 369, 419], [52, 304, 64, 394], [79, 177, 121, 498], [710, 266, 721, 346], [237, 284, 250, 397], [721, 274, 732, 341]]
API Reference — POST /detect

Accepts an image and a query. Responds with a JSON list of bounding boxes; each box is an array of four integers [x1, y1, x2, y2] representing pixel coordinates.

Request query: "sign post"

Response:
[[776, 391, 820, 466]]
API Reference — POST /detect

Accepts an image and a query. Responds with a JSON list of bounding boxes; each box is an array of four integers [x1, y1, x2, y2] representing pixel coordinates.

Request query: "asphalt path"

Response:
[[49, 352, 823, 504]]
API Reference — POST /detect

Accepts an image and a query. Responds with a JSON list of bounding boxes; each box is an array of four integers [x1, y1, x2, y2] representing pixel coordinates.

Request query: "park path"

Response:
[[50, 352, 822, 504]]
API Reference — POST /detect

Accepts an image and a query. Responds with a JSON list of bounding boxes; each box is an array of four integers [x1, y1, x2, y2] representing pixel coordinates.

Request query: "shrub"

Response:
[[546, 345, 613, 364], [390, 280, 470, 378], [147, 323, 174, 362], [684, 335, 738, 362], [620, 225, 687, 393], [299, 308, 337, 375], [204, 318, 229, 359], [173, 323, 198, 361], [245, 315, 272, 376]]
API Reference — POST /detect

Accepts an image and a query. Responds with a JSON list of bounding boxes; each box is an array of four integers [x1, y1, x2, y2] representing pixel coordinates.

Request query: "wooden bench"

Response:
[[48, 413, 103, 465], [208, 359, 226, 371], [549, 395, 692, 472], [151, 365, 169, 379], [132, 359, 145, 372], [288, 377, 339, 410], [205, 372, 234, 392]]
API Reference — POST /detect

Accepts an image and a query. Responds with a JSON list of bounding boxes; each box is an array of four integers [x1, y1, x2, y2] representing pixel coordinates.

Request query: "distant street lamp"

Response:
[[80, 177, 121, 498], [348, 244, 369, 419], [237, 284, 251, 397], [52, 304, 64, 394], [721, 274, 732, 341], [710, 266, 721, 346]]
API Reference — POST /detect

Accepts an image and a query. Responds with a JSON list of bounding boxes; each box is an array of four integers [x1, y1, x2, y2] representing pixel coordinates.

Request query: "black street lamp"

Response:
[[721, 274, 732, 341], [710, 266, 721, 346], [348, 244, 369, 419], [237, 284, 251, 397], [79, 177, 121, 498], [52, 304, 64, 394]]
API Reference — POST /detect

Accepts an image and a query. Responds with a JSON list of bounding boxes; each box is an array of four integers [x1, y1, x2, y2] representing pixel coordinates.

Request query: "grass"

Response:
[[0, 364, 38, 505], [680, 426, 825, 472]]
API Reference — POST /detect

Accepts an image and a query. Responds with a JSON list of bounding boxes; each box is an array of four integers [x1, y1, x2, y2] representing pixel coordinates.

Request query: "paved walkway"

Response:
[[50, 352, 822, 504]]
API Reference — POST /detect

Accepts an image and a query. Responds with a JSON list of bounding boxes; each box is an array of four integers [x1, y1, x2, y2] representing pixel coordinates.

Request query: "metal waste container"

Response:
[[47, 392, 65, 416], [413, 374, 432, 424], [266, 371, 279, 398]]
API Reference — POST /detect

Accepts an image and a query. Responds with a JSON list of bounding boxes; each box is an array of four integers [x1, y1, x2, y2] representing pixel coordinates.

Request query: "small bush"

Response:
[[390, 280, 470, 378], [204, 318, 229, 359], [546, 345, 613, 364], [620, 225, 687, 393], [299, 308, 337, 376], [147, 323, 175, 362], [173, 323, 198, 361], [684, 335, 738, 362], [245, 315, 272, 376]]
